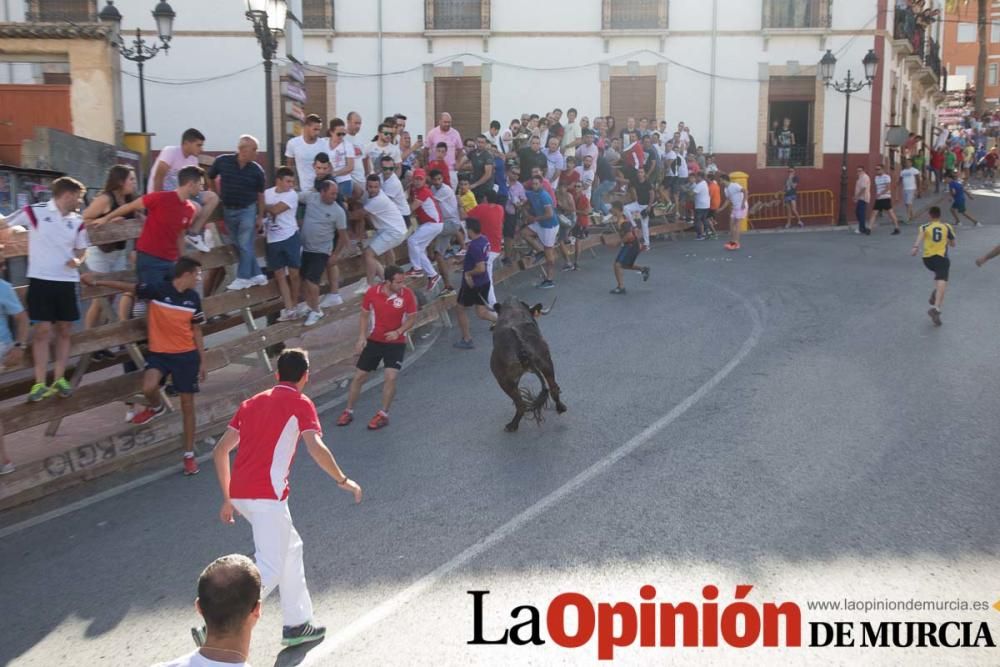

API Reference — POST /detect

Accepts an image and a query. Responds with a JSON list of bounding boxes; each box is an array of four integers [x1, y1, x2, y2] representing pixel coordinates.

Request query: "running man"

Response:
[[209, 348, 362, 648], [453, 218, 498, 349], [870, 164, 900, 234], [945, 171, 980, 227], [609, 202, 650, 294], [899, 158, 922, 224], [337, 265, 418, 430], [910, 206, 955, 327]]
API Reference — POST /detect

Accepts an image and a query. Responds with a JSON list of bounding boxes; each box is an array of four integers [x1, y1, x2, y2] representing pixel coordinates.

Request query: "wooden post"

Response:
[[241, 306, 273, 372]]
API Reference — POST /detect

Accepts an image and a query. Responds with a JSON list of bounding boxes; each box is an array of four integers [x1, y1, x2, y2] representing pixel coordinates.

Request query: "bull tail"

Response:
[[518, 353, 550, 425]]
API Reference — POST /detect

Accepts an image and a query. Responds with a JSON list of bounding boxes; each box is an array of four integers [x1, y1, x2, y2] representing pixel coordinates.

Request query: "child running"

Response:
[[910, 206, 955, 327], [609, 202, 650, 294], [945, 171, 980, 227]]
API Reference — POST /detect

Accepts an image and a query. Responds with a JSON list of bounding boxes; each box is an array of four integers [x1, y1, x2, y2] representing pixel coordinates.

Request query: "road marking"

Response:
[[0, 327, 442, 540], [304, 286, 765, 662]]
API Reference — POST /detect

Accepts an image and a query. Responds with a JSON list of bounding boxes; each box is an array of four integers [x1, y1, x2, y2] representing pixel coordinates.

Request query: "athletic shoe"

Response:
[[124, 405, 136, 422], [0, 461, 14, 476], [28, 383, 48, 402], [132, 403, 166, 425], [295, 302, 311, 318], [453, 339, 475, 350], [974, 222, 983, 227], [853, 229, 862, 234], [354, 279, 370, 295], [281, 622, 326, 647], [191, 626, 206, 648], [367, 412, 389, 430], [46, 377, 73, 399], [183, 456, 200, 476], [226, 278, 250, 291], [319, 293, 343, 308], [560, 264, 576, 272], [798, 221, 805, 228], [185, 233, 211, 253], [695, 235, 706, 241], [538, 280, 555, 289], [249, 274, 269, 287], [440, 286, 456, 297], [928, 308, 942, 326], [641, 266, 651, 282], [428, 275, 441, 291], [278, 308, 300, 322], [304, 310, 325, 327], [610, 287, 626, 294], [336, 410, 353, 426], [404, 269, 425, 278], [891, 229, 901, 235]]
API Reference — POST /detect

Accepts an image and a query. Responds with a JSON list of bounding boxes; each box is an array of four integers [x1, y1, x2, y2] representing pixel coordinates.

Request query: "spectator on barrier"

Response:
[[429, 169, 461, 296], [517, 136, 547, 184], [148, 128, 218, 255], [300, 179, 349, 326], [357, 174, 407, 288], [426, 112, 464, 186], [284, 114, 328, 194], [366, 123, 402, 174], [405, 167, 444, 290], [503, 165, 526, 260], [208, 135, 268, 291], [264, 167, 304, 322], [453, 218, 499, 350], [468, 134, 496, 202], [0, 251, 28, 476], [82, 257, 207, 476], [153, 554, 262, 667]]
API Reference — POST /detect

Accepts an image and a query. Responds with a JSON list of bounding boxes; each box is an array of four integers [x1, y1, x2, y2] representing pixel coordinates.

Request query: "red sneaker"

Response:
[[367, 412, 389, 430], [132, 403, 166, 425], [404, 269, 425, 278], [183, 456, 200, 476], [336, 409, 354, 426]]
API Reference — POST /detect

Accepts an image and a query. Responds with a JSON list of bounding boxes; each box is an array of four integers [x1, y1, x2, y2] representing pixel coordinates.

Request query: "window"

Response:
[[957, 22, 977, 42], [603, 0, 668, 30], [992, 22, 1000, 42], [304, 76, 328, 122], [763, 0, 830, 29], [954, 65, 975, 82], [427, 0, 485, 30], [30, 0, 94, 22], [766, 77, 815, 167], [301, 0, 334, 30], [990, 64, 999, 87]]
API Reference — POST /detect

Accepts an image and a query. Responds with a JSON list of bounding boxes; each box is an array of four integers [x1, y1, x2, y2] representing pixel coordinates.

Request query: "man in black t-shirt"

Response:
[[517, 136, 548, 184], [468, 134, 495, 202]]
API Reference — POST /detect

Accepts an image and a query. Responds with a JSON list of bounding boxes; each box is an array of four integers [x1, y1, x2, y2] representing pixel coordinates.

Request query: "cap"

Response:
[[412, 168, 427, 180]]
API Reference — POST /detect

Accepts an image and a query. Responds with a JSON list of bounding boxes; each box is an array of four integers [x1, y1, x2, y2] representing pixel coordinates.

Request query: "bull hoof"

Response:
[[505, 422, 519, 432], [556, 402, 567, 414]]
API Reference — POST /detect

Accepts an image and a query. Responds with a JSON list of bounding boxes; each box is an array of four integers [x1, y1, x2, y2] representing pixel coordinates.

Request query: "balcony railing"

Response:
[[925, 37, 942, 79], [893, 4, 925, 58], [603, 0, 668, 30], [762, 0, 831, 29], [427, 0, 485, 30], [766, 144, 815, 168], [24, 0, 96, 23]]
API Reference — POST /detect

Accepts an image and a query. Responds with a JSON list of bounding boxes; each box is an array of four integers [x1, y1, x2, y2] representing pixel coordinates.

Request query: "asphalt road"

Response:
[[3, 196, 1000, 666]]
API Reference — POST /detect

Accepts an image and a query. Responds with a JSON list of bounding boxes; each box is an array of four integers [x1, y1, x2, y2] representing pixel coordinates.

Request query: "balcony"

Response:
[[761, 0, 831, 30], [24, 0, 97, 23], [892, 4, 925, 58], [766, 144, 815, 168]]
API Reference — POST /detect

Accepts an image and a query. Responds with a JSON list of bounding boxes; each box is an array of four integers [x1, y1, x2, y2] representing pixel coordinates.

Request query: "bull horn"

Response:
[[540, 297, 557, 315]]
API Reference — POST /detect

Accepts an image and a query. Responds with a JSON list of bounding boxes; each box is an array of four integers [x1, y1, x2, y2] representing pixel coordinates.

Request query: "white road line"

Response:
[[305, 286, 765, 662], [0, 328, 442, 540]]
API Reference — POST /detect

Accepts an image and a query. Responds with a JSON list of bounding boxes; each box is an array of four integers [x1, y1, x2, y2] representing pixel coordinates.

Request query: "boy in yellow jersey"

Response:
[[911, 206, 955, 326]]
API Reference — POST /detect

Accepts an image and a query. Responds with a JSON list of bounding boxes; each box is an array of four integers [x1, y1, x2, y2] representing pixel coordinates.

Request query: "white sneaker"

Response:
[[124, 406, 136, 423], [304, 309, 325, 326], [354, 279, 369, 295], [249, 274, 269, 287], [226, 278, 250, 291], [320, 293, 343, 308], [278, 308, 299, 322], [0, 461, 15, 475], [295, 302, 311, 317], [185, 233, 211, 253]]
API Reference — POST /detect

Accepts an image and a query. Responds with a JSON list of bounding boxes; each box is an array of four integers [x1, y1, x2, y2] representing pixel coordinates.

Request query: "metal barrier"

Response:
[[747, 189, 835, 227]]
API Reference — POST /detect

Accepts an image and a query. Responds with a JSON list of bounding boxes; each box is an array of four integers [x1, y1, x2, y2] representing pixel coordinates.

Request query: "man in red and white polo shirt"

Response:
[[210, 348, 362, 648], [337, 265, 417, 430]]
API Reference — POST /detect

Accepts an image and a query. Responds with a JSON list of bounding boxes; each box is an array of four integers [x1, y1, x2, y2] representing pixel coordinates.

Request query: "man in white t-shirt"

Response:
[[366, 123, 402, 173], [574, 154, 596, 201], [899, 158, 922, 223], [690, 172, 711, 240], [870, 163, 900, 234], [345, 111, 370, 183], [284, 113, 327, 193], [561, 107, 581, 157], [148, 128, 218, 253], [377, 154, 410, 219], [359, 174, 407, 285], [264, 167, 304, 321], [157, 554, 261, 667]]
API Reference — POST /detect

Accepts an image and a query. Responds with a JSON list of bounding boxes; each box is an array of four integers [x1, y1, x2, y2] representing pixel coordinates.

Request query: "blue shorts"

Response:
[[146, 350, 200, 394], [616, 243, 640, 267], [136, 251, 175, 285], [951, 202, 966, 213], [266, 232, 302, 270]]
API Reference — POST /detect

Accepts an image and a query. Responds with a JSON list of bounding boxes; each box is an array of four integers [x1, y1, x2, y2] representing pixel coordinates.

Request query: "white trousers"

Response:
[[231, 498, 314, 628], [624, 202, 650, 246], [486, 250, 500, 306], [407, 222, 443, 277]]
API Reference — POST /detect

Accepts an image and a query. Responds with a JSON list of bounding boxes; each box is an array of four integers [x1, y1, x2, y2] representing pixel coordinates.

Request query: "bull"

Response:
[[489, 297, 567, 432]]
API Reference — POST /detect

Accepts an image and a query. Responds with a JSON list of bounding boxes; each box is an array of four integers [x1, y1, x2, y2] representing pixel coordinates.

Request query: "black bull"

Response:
[[489, 298, 567, 431]]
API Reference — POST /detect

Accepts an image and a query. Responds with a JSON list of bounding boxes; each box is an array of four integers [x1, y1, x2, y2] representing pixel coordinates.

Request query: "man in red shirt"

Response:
[[99, 165, 205, 285], [427, 142, 452, 188], [209, 348, 362, 649], [337, 265, 418, 430], [466, 190, 505, 306]]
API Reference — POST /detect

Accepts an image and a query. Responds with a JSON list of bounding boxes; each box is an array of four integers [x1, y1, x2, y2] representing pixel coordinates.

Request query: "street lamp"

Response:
[[820, 48, 879, 226], [99, 0, 177, 134], [246, 0, 286, 178]]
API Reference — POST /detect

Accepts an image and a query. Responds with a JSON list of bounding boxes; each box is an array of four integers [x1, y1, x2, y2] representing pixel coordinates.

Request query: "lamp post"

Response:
[[820, 48, 880, 226], [246, 0, 286, 179], [99, 0, 176, 134]]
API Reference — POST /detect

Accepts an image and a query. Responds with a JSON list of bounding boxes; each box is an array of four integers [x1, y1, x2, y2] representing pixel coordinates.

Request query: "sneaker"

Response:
[[610, 287, 627, 294], [538, 279, 556, 289], [124, 405, 136, 423], [695, 235, 706, 241], [295, 302, 311, 318], [131, 403, 167, 425], [248, 274, 268, 287], [354, 279, 370, 295], [891, 228, 901, 235], [0, 461, 14, 476], [46, 377, 73, 399], [304, 310, 325, 327], [183, 456, 200, 476], [853, 229, 862, 234], [281, 621, 326, 647], [440, 286, 456, 297], [28, 382, 48, 402], [278, 308, 300, 322], [367, 412, 389, 430], [974, 222, 983, 227], [226, 278, 250, 291], [319, 293, 343, 308], [404, 269, 425, 278], [453, 339, 475, 350], [191, 626, 206, 648], [336, 409, 353, 426], [641, 266, 651, 282], [560, 264, 576, 272], [928, 307, 942, 326], [427, 275, 442, 291], [185, 233, 211, 253]]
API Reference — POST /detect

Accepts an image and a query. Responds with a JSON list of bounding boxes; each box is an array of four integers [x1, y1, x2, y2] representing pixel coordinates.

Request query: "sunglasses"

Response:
[[335, 132, 346, 136], [382, 132, 393, 137], [382, 164, 394, 170]]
